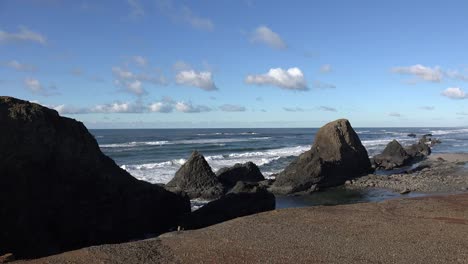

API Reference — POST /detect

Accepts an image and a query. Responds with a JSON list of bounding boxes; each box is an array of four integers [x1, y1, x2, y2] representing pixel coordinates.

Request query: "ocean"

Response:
[[92, 127, 468, 184], [92, 127, 468, 208]]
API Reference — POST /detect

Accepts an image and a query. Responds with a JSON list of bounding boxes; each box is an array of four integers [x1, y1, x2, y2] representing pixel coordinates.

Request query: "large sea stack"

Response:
[[272, 119, 372, 194], [0, 97, 190, 259]]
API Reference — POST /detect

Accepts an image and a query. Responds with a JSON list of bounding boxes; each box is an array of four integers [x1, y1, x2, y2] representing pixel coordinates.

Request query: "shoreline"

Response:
[[346, 153, 468, 194]]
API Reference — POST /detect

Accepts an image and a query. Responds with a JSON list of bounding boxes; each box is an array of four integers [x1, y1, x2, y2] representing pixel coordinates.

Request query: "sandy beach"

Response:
[[16, 193, 468, 264]]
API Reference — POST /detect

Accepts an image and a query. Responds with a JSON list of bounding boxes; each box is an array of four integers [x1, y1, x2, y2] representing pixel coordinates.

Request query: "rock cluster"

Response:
[[165, 151, 275, 229], [372, 136, 434, 170], [271, 119, 372, 194], [0, 97, 190, 259]]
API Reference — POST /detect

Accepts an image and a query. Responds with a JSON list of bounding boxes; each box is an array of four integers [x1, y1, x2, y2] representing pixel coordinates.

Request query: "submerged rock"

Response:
[[182, 181, 275, 229], [373, 140, 412, 170], [407, 133, 417, 138], [217, 162, 265, 188], [0, 97, 190, 259], [272, 119, 372, 194], [166, 151, 224, 199]]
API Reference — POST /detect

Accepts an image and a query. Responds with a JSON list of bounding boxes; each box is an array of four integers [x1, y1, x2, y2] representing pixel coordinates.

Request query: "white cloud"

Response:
[[175, 101, 212, 113], [112, 66, 167, 96], [6, 60, 36, 72], [0, 26, 47, 45], [319, 106, 337, 112], [52, 105, 88, 115], [181, 6, 214, 31], [128, 0, 144, 18], [91, 102, 140, 113], [446, 69, 468, 82], [24, 78, 42, 93], [391, 64, 442, 82], [149, 101, 173, 113], [389, 112, 402, 117], [320, 64, 332, 73], [441, 87, 467, 99], [219, 104, 246, 112], [283, 107, 303, 112], [245, 67, 308, 91], [313, 80, 336, 89], [156, 1, 214, 31], [250, 26, 286, 50], [175, 70, 217, 91], [112, 67, 134, 79], [133, 55, 147, 67], [24, 77, 58, 96], [127, 80, 144, 95]]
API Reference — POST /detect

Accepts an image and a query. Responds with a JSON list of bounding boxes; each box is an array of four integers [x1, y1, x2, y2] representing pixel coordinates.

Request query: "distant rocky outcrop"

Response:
[[372, 140, 412, 170], [0, 97, 190, 259], [182, 181, 275, 229], [271, 119, 372, 194], [165, 151, 224, 199], [217, 162, 265, 188], [372, 135, 436, 170]]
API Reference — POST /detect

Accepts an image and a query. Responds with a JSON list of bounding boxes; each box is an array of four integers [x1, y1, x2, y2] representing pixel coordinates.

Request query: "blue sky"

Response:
[[1, 0, 467, 128]]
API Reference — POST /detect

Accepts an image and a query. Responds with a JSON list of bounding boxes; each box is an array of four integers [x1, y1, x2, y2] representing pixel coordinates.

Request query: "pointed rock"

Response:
[[166, 151, 224, 199], [373, 140, 412, 170], [272, 119, 372, 194]]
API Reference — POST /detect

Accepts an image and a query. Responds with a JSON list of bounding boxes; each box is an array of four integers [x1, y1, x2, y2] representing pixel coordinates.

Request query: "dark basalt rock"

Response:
[[405, 139, 431, 158], [166, 151, 224, 199], [0, 97, 190, 259], [407, 133, 417, 138], [271, 119, 372, 195], [217, 162, 265, 188], [182, 181, 275, 229], [373, 140, 412, 170]]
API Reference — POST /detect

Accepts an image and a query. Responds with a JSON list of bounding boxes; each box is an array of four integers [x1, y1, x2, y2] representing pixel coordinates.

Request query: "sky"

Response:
[[1, 0, 467, 128]]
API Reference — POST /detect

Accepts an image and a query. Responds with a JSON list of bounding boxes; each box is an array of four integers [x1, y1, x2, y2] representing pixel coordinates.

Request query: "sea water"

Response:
[[91, 127, 468, 208]]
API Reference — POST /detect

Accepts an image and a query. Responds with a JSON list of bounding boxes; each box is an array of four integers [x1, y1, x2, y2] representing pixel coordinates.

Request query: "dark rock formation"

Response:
[[182, 181, 275, 229], [419, 135, 441, 147], [166, 151, 224, 199], [272, 119, 372, 194], [372, 140, 412, 170], [407, 133, 417, 138], [0, 97, 190, 259], [405, 138, 431, 159], [217, 162, 265, 188]]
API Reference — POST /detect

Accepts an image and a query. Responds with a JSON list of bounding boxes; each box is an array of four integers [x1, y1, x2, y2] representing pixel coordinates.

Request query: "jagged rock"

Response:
[[182, 181, 275, 229], [271, 119, 372, 194], [217, 162, 265, 188], [166, 151, 224, 199], [0, 97, 190, 259], [405, 138, 431, 158], [373, 140, 412, 170]]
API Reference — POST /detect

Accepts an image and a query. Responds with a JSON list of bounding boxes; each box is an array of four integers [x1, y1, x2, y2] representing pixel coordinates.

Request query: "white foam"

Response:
[[431, 128, 468, 135], [100, 137, 270, 148], [121, 145, 309, 184], [101, 141, 170, 148]]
